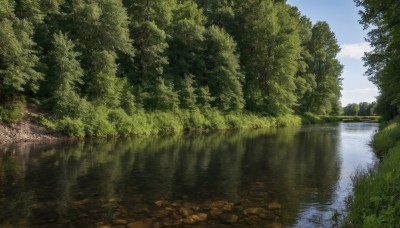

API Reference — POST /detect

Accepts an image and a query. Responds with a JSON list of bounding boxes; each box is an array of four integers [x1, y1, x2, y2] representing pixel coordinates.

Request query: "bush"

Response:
[[226, 113, 243, 128], [373, 121, 400, 153], [0, 100, 25, 123], [301, 112, 322, 124], [35, 115, 57, 129], [57, 117, 85, 137], [345, 121, 400, 227], [83, 107, 116, 136], [108, 108, 134, 135], [178, 110, 208, 130], [130, 111, 152, 135], [149, 112, 183, 134], [204, 109, 227, 129], [276, 115, 302, 127]]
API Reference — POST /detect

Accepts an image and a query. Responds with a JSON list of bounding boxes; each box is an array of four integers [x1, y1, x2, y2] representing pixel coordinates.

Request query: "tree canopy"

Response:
[[0, 0, 344, 134]]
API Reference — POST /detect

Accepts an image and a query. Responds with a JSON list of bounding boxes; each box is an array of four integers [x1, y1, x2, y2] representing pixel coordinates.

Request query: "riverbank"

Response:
[[345, 119, 400, 227], [0, 107, 304, 144], [0, 106, 344, 145], [0, 120, 63, 144]]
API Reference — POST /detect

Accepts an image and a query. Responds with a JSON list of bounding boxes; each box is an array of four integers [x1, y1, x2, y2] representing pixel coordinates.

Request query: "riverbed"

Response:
[[0, 122, 378, 227]]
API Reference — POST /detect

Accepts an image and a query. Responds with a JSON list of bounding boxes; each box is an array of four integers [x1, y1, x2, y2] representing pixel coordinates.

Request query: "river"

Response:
[[0, 122, 378, 227]]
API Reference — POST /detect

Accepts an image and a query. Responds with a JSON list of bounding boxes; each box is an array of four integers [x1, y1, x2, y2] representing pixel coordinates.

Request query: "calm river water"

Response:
[[0, 122, 378, 227]]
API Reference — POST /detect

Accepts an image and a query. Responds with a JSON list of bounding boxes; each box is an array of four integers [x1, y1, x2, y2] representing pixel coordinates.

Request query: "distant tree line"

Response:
[[0, 0, 343, 135], [342, 102, 377, 116]]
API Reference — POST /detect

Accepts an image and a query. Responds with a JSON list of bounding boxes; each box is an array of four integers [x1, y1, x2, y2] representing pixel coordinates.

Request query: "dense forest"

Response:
[[0, 0, 343, 136]]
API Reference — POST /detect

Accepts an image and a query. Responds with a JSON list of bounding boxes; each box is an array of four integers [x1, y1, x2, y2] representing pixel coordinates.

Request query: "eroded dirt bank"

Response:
[[0, 120, 62, 144]]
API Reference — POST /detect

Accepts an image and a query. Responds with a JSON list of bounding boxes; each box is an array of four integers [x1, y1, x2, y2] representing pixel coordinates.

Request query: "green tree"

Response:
[[196, 0, 235, 29], [358, 102, 370, 116], [88, 50, 122, 108], [203, 25, 244, 112], [70, 0, 133, 55], [301, 22, 343, 115], [167, 0, 207, 82], [0, 0, 43, 102], [343, 103, 360, 116], [144, 78, 179, 111], [233, 0, 301, 116], [123, 0, 175, 85], [354, 0, 400, 120], [47, 32, 87, 118], [367, 101, 377, 116], [67, 0, 134, 109], [196, 86, 214, 110], [179, 74, 198, 110], [292, 13, 317, 112]]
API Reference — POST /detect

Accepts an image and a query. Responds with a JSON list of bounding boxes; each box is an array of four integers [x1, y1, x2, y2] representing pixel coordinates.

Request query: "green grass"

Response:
[[345, 119, 400, 227], [300, 112, 340, 124], [40, 107, 302, 137], [337, 116, 381, 123]]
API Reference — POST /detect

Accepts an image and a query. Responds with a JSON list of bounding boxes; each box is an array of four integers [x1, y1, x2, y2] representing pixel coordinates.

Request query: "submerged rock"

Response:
[[267, 222, 283, 228], [154, 200, 168, 207], [196, 213, 208, 222], [127, 219, 154, 228], [163, 218, 183, 226], [113, 219, 127, 225], [209, 208, 223, 217], [243, 208, 269, 218], [179, 207, 192, 217], [267, 202, 282, 210], [183, 216, 197, 224], [220, 213, 239, 224], [72, 198, 91, 206], [127, 221, 147, 228]]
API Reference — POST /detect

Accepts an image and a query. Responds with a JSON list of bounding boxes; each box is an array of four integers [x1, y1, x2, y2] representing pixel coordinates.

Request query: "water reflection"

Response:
[[0, 123, 378, 227]]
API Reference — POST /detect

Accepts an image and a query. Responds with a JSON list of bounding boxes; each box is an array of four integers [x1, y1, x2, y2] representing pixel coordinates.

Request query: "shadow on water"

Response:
[[0, 122, 378, 227]]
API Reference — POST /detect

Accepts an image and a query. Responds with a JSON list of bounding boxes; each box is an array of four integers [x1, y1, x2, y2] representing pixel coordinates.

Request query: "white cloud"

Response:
[[342, 88, 378, 94], [341, 87, 379, 105], [338, 42, 372, 59]]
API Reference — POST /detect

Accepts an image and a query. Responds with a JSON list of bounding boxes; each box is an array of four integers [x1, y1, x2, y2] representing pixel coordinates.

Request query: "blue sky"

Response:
[[287, 0, 378, 106]]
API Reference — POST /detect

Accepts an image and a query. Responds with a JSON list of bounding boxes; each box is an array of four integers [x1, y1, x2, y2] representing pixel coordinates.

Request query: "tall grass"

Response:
[[39, 108, 303, 137], [345, 119, 400, 227]]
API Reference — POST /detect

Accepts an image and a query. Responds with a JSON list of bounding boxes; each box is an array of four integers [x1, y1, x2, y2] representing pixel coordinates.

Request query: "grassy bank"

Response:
[[300, 112, 340, 124], [337, 116, 381, 123], [1, 102, 345, 140], [345, 119, 400, 227], [33, 108, 303, 138]]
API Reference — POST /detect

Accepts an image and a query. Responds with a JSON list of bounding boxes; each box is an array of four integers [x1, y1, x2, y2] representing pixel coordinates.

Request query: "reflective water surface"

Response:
[[0, 122, 378, 227]]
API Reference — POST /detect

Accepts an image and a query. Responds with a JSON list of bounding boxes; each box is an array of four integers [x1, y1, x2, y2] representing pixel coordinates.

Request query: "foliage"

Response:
[[233, 0, 301, 116], [299, 22, 343, 115], [343, 103, 360, 116], [203, 25, 244, 112], [0, 0, 344, 135], [373, 121, 400, 153], [0, 99, 25, 123], [0, 0, 43, 102], [46, 32, 87, 118], [57, 117, 85, 137], [343, 102, 377, 116], [354, 0, 400, 120], [345, 120, 400, 227]]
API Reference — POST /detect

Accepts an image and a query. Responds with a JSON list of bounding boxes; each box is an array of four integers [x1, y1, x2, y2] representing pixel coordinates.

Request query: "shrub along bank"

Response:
[[35, 108, 303, 138], [345, 119, 400, 227]]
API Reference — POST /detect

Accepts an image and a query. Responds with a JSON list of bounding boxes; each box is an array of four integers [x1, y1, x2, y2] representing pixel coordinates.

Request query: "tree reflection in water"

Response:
[[0, 123, 377, 227]]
